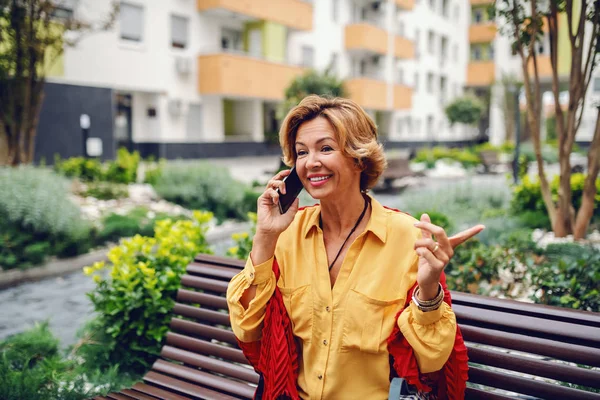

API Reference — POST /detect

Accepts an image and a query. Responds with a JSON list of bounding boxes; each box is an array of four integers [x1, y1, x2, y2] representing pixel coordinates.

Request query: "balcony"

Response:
[[469, 23, 497, 43], [470, 0, 494, 4], [196, 0, 313, 31], [198, 53, 304, 100], [395, 0, 415, 11], [528, 55, 553, 78], [467, 61, 495, 86], [393, 85, 412, 109], [345, 78, 389, 111], [394, 36, 415, 59], [345, 23, 388, 56]]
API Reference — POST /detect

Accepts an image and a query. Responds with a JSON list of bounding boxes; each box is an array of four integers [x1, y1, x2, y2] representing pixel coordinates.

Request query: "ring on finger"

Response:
[[432, 243, 440, 253]]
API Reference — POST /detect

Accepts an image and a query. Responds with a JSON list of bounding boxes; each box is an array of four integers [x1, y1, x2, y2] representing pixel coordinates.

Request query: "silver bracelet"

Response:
[[412, 283, 444, 312]]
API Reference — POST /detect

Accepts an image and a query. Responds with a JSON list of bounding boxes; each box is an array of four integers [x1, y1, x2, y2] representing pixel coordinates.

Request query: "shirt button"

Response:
[[325, 306, 330, 312], [323, 339, 328, 346], [318, 374, 323, 380], [249, 272, 254, 279]]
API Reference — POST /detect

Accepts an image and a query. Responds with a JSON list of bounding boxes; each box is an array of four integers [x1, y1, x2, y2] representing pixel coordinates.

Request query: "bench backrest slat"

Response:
[[468, 367, 600, 400], [169, 318, 238, 347], [144, 371, 239, 400], [172, 303, 231, 326], [165, 332, 248, 365]]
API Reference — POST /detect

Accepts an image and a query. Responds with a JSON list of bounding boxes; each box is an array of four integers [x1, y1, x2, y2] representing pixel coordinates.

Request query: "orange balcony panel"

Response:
[[344, 24, 388, 56], [198, 54, 304, 100], [394, 85, 412, 109], [469, 23, 497, 43], [395, 0, 415, 11], [197, 0, 312, 31], [528, 55, 553, 78], [345, 78, 388, 111], [470, 0, 494, 5], [394, 36, 415, 59], [467, 61, 496, 86]]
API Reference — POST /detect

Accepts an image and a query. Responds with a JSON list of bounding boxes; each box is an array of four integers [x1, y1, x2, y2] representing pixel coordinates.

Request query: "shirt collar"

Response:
[[303, 194, 388, 243]]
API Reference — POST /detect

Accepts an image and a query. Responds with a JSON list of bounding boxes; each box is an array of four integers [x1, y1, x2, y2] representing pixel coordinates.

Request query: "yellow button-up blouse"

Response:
[[226, 196, 457, 400]]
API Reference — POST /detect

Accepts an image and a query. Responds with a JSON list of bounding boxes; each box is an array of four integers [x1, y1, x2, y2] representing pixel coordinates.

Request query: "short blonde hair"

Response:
[[279, 95, 386, 191]]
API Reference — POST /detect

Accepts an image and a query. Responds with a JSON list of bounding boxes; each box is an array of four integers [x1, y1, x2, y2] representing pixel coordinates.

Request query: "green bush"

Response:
[[227, 212, 257, 260], [530, 243, 600, 312], [80, 182, 129, 200], [97, 207, 190, 244], [511, 173, 600, 229], [414, 146, 481, 169], [0, 166, 94, 269], [84, 211, 213, 374], [142, 159, 165, 185], [54, 155, 104, 182], [104, 148, 140, 184], [445, 95, 484, 125], [0, 322, 133, 400], [445, 240, 504, 294], [412, 210, 452, 231], [152, 161, 252, 222]]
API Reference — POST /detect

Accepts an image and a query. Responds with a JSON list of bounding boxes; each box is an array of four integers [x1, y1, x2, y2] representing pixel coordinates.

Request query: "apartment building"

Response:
[[35, 0, 595, 162]]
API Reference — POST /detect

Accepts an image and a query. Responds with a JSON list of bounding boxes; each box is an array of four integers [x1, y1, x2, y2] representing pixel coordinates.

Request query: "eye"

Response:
[[296, 149, 308, 157], [322, 145, 334, 152]]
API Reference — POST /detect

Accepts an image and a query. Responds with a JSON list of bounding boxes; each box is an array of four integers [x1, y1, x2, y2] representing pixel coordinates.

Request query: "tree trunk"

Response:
[[573, 109, 600, 239]]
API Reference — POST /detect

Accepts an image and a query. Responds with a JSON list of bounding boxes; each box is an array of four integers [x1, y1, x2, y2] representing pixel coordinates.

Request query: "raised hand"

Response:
[[413, 213, 485, 300], [256, 169, 300, 237]]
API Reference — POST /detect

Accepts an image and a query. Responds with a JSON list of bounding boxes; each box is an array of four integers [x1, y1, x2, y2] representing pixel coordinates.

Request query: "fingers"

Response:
[[261, 187, 279, 206], [449, 225, 486, 248], [267, 169, 292, 194], [414, 238, 450, 264], [415, 219, 452, 254], [415, 247, 445, 269], [419, 214, 433, 240]]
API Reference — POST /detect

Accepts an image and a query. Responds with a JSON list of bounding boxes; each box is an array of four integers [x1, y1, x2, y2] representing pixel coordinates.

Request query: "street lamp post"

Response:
[[80, 114, 91, 158]]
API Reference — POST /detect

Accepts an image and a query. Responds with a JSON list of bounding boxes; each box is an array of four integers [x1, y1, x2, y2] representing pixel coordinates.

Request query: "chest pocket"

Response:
[[341, 289, 404, 354], [280, 284, 313, 343]]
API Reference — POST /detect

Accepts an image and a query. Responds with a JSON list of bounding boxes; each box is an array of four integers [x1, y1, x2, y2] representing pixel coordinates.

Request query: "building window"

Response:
[[328, 53, 339, 75], [429, 0, 436, 11], [406, 117, 412, 133], [120, 2, 144, 42], [398, 68, 404, 84], [594, 77, 600, 92], [398, 21, 405, 37], [397, 118, 403, 135], [453, 44, 458, 62], [454, 5, 459, 20], [442, 0, 449, 17], [414, 72, 419, 91], [302, 46, 315, 68], [171, 15, 188, 49], [415, 29, 420, 58], [471, 45, 482, 61], [427, 72, 434, 93], [427, 116, 434, 136], [428, 31, 435, 54], [332, 0, 339, 22], [489, 44, 495, 60], [474, 9, 483, 23]]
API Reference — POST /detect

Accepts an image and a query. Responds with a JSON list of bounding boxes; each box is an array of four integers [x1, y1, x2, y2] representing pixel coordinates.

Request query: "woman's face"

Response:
[[294, 117, 361, 201]]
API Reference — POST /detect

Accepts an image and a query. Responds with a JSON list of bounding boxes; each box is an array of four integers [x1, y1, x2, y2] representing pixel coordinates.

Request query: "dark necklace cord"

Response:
[[320, 196, 369, 271]]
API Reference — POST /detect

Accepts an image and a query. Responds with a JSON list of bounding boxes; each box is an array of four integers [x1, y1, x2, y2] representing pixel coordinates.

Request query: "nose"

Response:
[[306, 152, 322, 170]]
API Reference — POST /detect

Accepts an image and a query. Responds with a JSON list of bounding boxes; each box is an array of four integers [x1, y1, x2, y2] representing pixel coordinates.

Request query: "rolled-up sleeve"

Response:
[[397, 299, 457, 373], [226, 256, 276, 343]]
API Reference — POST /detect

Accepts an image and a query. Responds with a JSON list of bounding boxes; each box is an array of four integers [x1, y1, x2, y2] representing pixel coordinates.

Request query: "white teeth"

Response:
[[310, 176, 330, 182]]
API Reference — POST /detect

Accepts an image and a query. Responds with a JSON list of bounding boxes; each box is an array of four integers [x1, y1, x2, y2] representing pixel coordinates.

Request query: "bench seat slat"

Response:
[[452, 291, 600, 327], [468, 347, 600, 389], [144, 371, 239, 400], [180, 275, 229, 293], [118, 389, 157, 400], [469, 367, 600, 400], [152, 359, 255, 399], [455, 304, 600, 347], [176, 289, 228, 310], [160, 346, 259, 384], [172, 303, 230, 326], [132, 382, 192, 400], [465, 387, 516, 400], [187, 263, 239, 280], [170, 318, 238, 346], [166, 333, 248, 365], [106, 394, 135, 400], [194, 254, 245, 269], [461, 325, 600, 367]]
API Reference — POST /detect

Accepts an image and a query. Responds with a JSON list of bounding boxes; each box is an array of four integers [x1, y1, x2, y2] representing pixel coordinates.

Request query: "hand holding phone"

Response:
[[277, 167, 304, 214]]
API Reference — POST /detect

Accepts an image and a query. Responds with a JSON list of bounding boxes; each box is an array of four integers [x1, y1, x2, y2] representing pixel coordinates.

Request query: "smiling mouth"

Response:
[[309, 175, 332, 183]]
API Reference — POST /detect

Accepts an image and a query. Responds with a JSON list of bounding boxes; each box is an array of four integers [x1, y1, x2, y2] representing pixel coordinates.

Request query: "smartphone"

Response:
[[277, 167, 304, 214]]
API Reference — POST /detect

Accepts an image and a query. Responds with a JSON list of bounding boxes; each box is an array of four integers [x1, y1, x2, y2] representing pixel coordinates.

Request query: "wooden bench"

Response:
[[97, 254, 600, 400], [376, 157, 422, 191]]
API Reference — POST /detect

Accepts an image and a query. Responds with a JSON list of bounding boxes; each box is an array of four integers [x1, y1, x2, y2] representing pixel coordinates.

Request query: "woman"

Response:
[[226, 96, 484, 400]]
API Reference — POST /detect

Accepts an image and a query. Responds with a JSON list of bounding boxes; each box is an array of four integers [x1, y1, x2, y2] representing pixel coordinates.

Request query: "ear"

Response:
[[354, 158, 365, 171]]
